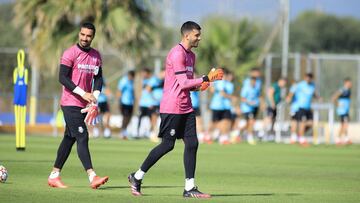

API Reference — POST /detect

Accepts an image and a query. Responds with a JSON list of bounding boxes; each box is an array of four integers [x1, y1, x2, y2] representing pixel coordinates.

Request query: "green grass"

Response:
[[0, 134, 359, 203]]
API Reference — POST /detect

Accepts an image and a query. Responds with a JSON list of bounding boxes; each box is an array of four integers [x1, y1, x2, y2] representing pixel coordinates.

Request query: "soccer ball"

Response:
[[0, 165, 8, 183]]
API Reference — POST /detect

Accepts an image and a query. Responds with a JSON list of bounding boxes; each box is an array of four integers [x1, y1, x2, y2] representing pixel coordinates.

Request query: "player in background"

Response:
[[287, 73, 319, 146], [244, 68, 262, 92], [137, 68, 155, 138], [208, 75, 230, 144], [286, 81, 300, 144], [190, 87, 206, 143], [128, 21, 223, 198], [240, 75, 261, 145], [230, 69, 262, 144], [149, 70, 165, 142], [260, 77, 287, 141], [117, 70, 135, 139], [332, 78, 352, 145], [219, 69, 235, 145], [47, 22, 108, 189], [93, 79, 112, 138]]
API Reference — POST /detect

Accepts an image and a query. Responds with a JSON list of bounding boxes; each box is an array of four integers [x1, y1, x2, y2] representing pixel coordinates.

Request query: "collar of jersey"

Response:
[[76, 43, 91, 53], [178, 43, 190, 53]]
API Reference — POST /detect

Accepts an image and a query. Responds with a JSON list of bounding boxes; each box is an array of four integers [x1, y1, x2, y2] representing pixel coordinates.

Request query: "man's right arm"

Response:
[[58, 64, 95, 103]]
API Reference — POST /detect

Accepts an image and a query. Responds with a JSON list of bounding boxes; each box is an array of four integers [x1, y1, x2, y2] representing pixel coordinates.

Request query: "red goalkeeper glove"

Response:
[[81, 103, 99, 126]]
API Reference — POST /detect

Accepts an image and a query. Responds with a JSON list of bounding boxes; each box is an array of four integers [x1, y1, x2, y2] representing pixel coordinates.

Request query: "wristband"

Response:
[[202, 75, 210, 82], [73, 86, 86, 97], [93, 90, 100, 100]]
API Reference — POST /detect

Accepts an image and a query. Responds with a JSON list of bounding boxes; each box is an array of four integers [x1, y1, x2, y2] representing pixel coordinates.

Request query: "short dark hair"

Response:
[[128, 70, 135, 77], [142, 67, 152, 73], [181, 21, 201, 36], [344, 77, 351, 82], [81, 22, 96, 35], [250, 67, 260, 72], [306, 73, 313, 78]]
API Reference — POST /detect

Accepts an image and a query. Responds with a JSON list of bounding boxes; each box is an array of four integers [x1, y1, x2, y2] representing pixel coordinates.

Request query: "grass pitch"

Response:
[[0, 134, 359, 203]]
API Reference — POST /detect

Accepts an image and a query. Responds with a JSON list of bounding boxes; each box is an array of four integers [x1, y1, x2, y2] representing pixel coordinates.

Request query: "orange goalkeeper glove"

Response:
[[207, 68, 224, 82], [199, 81, 210, 91]]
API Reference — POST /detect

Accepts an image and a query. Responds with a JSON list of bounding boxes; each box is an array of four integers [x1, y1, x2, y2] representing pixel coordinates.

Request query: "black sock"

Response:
[[183, 136, 198, 179], [140, 138, 175, 172], [54, 128, 76, 169]]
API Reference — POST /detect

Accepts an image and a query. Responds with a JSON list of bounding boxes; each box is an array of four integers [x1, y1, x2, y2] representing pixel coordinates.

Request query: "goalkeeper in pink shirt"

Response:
[[128, 21, 223, 198], [47, 22, 108, 189]]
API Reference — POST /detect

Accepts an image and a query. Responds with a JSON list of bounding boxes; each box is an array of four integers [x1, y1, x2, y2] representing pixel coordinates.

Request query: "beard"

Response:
[[190, 39, 200, 48], [80, 40, 91, 48]]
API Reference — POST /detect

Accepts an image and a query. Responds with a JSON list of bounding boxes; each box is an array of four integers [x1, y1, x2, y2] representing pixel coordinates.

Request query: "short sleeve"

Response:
[[170, 50, 186, 74], [117, 77, 125, 91], [60, 48, 74, 67], [241, 86, 248, 98], [290, 84, 297, 94]]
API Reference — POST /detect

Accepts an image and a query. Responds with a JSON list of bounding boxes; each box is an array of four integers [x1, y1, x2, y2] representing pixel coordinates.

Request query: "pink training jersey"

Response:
[[60, 44, 102, 108], [160, 44, 203, 114]]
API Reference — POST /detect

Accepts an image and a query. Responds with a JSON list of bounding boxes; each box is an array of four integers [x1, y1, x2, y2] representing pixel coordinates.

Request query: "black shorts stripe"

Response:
[[175, 70, 187, 75]]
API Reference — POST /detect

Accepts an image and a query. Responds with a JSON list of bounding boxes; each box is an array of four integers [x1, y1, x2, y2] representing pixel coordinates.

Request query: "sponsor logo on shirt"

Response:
[[77, 64, 99, 75]]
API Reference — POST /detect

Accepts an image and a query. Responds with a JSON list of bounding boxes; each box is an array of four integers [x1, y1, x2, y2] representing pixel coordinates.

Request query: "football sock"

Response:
[[140, 138, 175, 173], [185, 178, 195, 191], [184, 136, 198, 179], [88, 171, 96, 182], [134, 169, 145, 180], [54, 134, 76, 169], [49, 171, 60, 179]]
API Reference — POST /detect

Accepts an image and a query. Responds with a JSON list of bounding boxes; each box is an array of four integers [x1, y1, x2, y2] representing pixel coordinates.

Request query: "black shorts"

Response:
[[243, 107, 258, 120], [139, 106, 155, 117], [120, 103, 134, 117], [153, 105, 160, 114], [212, 110, 232, 122], [290, 112, 297, 121], [98, 102, 109, 113], [339, 114, 349, 123], [61, 106, 88, 138], [158, 112, 197, 140], [231, 112, 238, 122], [193, 107, 201, 117], [295, 108, 313, 122], [266, 107, 277, 119]]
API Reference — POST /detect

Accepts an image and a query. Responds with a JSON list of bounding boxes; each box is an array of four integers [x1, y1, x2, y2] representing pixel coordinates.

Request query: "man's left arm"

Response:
[[93, 67, 103, 101]]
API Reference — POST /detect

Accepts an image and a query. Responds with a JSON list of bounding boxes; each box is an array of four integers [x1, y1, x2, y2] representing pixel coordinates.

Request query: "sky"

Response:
[[1, 0, 359, 24], [163, 0, 360, 26]]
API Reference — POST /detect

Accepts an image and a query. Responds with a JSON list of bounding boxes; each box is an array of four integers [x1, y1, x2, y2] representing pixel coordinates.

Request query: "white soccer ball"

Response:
[[0, 165, 8, 183]]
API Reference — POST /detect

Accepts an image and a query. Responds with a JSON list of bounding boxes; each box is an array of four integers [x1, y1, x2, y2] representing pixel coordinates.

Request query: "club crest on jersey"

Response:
[[78, 126, 84, 133], [170, 129, 176, 136], [186, 66, 193, 72]]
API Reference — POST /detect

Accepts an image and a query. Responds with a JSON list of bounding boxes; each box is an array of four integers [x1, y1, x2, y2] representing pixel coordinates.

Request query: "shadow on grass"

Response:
[[212, 193, 275, 197], [98, 185, 182, 190], [212, 193, 301, 197], [2, 159, 52, 163]]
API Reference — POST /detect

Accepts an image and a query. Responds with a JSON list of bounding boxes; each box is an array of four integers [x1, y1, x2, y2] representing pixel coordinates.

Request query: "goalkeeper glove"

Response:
[[199, 81, 210, 91], [205, 68, 224, 82], [81, 103, 99, 126]]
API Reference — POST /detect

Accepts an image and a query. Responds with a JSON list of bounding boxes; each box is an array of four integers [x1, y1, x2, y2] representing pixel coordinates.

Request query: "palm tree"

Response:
[[13, 0, 158, 124], [13, 0, 157, 74], [196, 17, 260, 80]]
